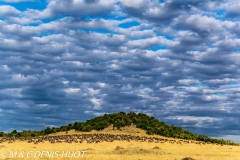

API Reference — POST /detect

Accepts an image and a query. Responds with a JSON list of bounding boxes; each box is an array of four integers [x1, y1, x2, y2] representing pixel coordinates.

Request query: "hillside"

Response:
[[0, 112, 237, 146]]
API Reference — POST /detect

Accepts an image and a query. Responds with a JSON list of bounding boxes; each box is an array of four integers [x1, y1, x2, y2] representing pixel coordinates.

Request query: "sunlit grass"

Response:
[[0, 126, 240, 160]]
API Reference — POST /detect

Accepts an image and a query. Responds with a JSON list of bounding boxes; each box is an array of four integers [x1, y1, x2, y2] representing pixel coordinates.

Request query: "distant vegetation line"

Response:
[[0, 112, 237, 145]]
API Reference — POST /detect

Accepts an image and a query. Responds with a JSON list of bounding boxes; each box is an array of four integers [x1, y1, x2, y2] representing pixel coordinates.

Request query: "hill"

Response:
[[0, 112, 237, 145]]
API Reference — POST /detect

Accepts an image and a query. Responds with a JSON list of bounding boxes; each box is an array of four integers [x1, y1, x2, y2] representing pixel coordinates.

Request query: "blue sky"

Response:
[[0, 0, 240, 142]]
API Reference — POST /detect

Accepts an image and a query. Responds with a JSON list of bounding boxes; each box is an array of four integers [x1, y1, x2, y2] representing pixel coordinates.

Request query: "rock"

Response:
[[152, 146, 160, 149], [182, 157, 195, 160], [115, 146, 124, 150]]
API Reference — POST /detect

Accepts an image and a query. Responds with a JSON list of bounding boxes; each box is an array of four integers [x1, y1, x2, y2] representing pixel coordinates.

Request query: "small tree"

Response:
[[31, 133, 36, 137], [11, 130, 17, 134]]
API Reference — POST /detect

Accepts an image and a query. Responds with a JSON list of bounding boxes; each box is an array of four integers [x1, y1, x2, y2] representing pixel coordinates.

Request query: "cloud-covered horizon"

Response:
[[1, 0, 240, 142]]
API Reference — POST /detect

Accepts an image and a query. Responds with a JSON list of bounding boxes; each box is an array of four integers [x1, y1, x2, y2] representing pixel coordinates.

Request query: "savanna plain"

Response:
[[0, 126, 240, 160]]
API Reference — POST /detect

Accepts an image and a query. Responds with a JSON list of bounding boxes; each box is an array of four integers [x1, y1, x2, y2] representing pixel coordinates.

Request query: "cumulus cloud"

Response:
[[0, 0, 240, 142], [0, 5, 20, 16], [38, 0, 118, 18]]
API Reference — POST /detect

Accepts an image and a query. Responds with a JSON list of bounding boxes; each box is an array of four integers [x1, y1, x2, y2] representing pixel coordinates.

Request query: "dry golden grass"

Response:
[[0, 126, 240, 160]]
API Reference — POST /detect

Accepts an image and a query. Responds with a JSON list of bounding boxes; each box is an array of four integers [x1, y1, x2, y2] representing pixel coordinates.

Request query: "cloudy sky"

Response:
[[1, 0, 240, 142]]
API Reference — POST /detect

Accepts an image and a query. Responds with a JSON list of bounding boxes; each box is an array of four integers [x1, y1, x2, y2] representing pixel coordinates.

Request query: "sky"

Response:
[[0, 0, 240, 142]]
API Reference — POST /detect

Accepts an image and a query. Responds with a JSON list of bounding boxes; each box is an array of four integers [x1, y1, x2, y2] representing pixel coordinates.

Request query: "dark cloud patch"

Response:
[[20, 86, 66, 104], [225, 12, 240, 19], [121, 2, 181, 23], [84, 0, 99, 4]]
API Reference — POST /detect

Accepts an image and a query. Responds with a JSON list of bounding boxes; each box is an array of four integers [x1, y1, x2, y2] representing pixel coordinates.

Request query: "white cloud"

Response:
[[178, 79, 200, 85], [0, 5, 20, 16], [90, 98, 102, 110]]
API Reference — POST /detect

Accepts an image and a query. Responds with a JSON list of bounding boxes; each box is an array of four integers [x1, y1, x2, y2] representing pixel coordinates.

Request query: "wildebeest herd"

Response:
[[0, 133, 220, 146]]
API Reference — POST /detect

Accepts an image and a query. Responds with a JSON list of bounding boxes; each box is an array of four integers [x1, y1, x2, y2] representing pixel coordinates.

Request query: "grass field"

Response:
[[0, 126, 240, 160]]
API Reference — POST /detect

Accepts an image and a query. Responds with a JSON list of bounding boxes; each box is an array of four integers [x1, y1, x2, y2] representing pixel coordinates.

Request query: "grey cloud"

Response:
[[1, 0, 240, 142], [44, 0, 117, 17], [120, 0, 220, 23], [121, 0, 182, 23], [84, 0, 99, 4], [173, 15, 223, 35], [223, 1, 240, 18]]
